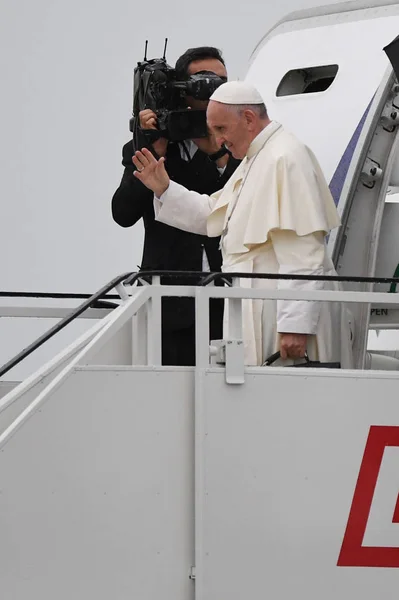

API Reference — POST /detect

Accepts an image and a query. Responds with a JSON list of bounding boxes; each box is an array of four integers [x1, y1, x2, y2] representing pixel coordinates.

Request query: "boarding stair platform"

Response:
[[0, 271, 399, 599]]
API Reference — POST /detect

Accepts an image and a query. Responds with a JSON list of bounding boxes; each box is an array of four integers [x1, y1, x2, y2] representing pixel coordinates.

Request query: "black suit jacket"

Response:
[[111, 140, 240, 334]]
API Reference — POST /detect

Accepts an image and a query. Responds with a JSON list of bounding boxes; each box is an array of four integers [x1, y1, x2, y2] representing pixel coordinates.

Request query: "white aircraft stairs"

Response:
[[0, 268, 399, 599]]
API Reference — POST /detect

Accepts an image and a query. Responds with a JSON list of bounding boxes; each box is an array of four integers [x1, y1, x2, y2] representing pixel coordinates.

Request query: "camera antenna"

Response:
[[162, 38, 168, 60], [144, 40, 148, 61]]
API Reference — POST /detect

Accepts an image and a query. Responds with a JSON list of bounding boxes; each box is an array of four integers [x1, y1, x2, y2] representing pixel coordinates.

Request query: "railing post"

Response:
[[195, 286, 210, 369], [115, 283, 130, 302], [225, 277, 245, 384], [132, 300, 148, 366], [194, 285, 210, 600], [147, 276, 162, 366]]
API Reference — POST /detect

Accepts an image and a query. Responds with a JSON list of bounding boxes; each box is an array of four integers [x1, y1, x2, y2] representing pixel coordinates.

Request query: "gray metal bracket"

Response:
[[210, 339, 245, 385], [224, 340, 245, 385]]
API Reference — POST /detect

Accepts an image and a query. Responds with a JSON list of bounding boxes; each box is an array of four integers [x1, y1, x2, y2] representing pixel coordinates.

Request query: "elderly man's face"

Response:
[[207, 101, 252, 159]]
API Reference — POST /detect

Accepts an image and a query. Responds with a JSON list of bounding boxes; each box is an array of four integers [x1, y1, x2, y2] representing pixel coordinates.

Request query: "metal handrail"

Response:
[[198, 272, 399, 286], [124, 270, 210, 285], [0, 272, 132, 379], [0, 291, 120, 300], [124, 269, 399, 286]]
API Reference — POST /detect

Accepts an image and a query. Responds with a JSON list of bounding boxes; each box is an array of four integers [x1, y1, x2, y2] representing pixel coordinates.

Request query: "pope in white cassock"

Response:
[[133, 81, 354, 368]]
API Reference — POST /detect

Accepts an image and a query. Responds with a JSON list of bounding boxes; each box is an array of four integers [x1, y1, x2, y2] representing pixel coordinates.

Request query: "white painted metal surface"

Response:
[[197, 369, 399, 599], [0, 367, 194, 600], [0, 308, 117, 436], [375, 202, 399, 280], [0, 381, 18, 399]]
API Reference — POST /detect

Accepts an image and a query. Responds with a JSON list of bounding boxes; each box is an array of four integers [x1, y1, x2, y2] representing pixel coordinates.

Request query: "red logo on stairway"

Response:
[[337, 426, 399, 568]]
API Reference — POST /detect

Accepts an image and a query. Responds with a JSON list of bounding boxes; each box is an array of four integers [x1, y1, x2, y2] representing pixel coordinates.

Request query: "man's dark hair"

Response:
[[175, 46, 225, 79]]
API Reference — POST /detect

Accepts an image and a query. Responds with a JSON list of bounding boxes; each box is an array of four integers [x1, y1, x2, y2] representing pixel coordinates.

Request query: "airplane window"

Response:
[[276, 65, 339, 97]]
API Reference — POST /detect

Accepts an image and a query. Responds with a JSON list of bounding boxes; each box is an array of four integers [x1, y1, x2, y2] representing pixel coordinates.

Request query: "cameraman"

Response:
[[111, 47, 239, 366]]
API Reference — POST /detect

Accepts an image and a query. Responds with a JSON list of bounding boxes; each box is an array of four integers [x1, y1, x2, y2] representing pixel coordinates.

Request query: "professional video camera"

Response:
[[130, 40, 226, 148]]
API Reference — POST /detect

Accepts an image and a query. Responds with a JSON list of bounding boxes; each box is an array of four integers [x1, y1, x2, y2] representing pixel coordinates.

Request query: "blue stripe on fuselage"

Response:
[[329, 99, 373, 205]]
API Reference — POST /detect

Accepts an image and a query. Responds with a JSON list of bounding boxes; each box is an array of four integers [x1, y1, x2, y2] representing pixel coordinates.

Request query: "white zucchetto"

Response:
[[210, 81, 264, 105]]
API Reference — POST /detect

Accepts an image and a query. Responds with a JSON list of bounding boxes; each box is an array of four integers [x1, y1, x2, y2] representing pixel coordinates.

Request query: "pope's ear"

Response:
[[243, 109, 257, 129]]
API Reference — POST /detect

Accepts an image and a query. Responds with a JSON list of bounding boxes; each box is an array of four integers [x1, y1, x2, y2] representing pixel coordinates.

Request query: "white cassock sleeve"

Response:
[[269, 229, 325, 335], [154, 180, 218, 235]]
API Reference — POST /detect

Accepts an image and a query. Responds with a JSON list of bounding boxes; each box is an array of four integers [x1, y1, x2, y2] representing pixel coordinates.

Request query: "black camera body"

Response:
[[130, 52, 226, 144]]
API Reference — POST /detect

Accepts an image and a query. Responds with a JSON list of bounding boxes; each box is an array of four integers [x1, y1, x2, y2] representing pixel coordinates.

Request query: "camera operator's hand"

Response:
[[139, 109, 168, 157], [133, 148, 170, 198], [139, 109, 158, 129]]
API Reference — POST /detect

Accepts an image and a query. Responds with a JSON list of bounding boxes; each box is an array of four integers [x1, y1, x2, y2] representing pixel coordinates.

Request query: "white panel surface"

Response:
[[199, 369, 399, 599], [0, 340, 88, 436], [375, 203, 399, 280], [0, 381, 18, 399], [0, 367, 194, 600], [86, 320, 132, 365]]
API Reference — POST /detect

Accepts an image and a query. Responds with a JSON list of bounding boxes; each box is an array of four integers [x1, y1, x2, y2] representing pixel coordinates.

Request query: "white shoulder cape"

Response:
[[207, 124, 340, 251]]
